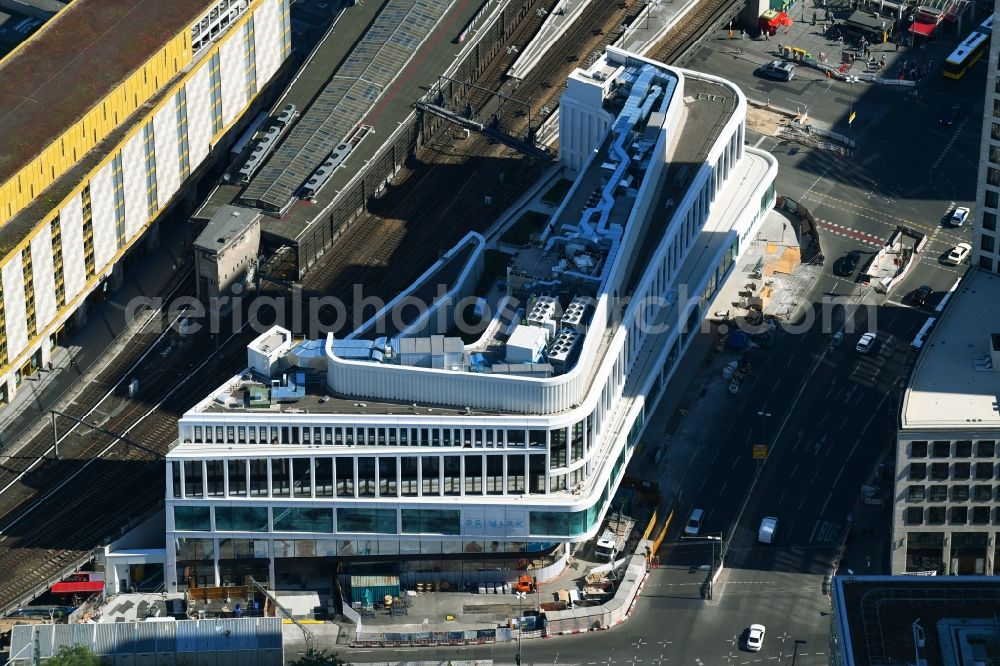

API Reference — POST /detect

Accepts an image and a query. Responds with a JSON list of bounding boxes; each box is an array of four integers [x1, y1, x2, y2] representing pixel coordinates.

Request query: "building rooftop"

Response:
[[193, 205, 261, 254], [901, 269, 1000, 430], [833, 575, 1000, 666], [0, 0, 207, 188]]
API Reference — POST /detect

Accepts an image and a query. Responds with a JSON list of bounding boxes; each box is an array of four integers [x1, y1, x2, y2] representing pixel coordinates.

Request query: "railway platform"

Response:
[[0, 219, 191, 448]]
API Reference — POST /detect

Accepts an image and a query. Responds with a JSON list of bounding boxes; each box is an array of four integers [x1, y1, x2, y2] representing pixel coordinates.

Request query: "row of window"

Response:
[[185, 423, 592, 465], [902, 505, 1000, 526], [907, 461, 999, 481], [170, 453, 593, 500], [173, 501, 603, 539], [174, 536, 551, 563], [906, 484, 1000, 502], [907, 440, 996, 459]]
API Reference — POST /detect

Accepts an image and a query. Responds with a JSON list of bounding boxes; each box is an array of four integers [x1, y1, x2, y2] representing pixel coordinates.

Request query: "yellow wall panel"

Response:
[[0, 31, 192, 227]]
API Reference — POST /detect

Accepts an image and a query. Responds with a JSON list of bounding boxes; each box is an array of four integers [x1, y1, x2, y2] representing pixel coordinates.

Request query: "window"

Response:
[[507, 430, 525, 448], [206, 460, 224, 497], [974, 485, 993, 501], [953, 462, 971, 480], [929, 485, 948, 501], [954, 441, 972, 457], [979, 233, 993, 254], [975, 462, 995, 480], [272, 459, 290, 497], [909, 463, 927, 481], [464, 456, 482, 495], [293, 458, 311, 498], [984, 212, 998, 232], [951, 485, 969, 501], [171, 462, 182, 498], [174, 506, 210, 531], [215, 506, 268, 532], [907, 485, 925, 502], [931, 441, 951, 457], [443, 456, 461, 496], [357, 457, 375, 497], [337, 508, 396, 533], [949, 506, 968, 524], [227, 460, 246, 496], [315, 458, 334, 497], [273, 507, 333, 532], [400, 509, 461, 535], [183, 461, 203, 497], [980, 256, 994, 271], [379, 458, 397, 496], [421, 457, 439, 495], [989, 167, 1000, 188], [903, 507, 923, 525], [930, 463, 949, 480], [991, 144, 1000, 165], [486, 455, 504, 495], [336, 458, 354, 497], [927, 506, 946, 524], [987, 189, 1000, 209], [246, 460, 266, 497], [529, 454, 546, 494], [507, 455, 525, 494], [977, 441, 996, 457], [909, 441, 928, 458], [971, 506, 991, 525], [400, 457, 418, 496]]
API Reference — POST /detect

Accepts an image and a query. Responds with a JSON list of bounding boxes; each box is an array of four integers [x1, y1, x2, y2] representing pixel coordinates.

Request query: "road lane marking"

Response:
[[798, 495, 807, 511], [832, 464, 846, 488], [778, 490, 786, 505], [719, 481, 729, 496], [732, 456, 740, 469], [790, 463, 799, 477], [809, 520, 819, 542], [820, 491, 833, 515], [700, 477, 708, 492], [818, 413, 828, 426], [811, 468, 821, 484]]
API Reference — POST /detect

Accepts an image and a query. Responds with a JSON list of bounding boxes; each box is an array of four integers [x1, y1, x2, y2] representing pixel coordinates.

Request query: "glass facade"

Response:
[[174, 505, 210, 531], [273, 507, 334, 533], [401, 509, 462, 535], [337, 508, 397, 533], [215, 506, 268, 532]]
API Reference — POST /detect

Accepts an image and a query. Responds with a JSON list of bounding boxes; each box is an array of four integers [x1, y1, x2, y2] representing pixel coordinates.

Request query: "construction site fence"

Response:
[[294, 0, 541, 277], [650, 500, 676, 557], [354, 628, 499, 647], [544, 554, 647, 635]]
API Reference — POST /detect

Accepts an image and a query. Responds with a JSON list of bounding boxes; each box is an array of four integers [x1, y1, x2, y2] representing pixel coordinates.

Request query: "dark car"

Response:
[[939, 103, 962, 126], [909, 285, 932, 306], [759, 61, 795, 81], [835, 250, 861, 277]]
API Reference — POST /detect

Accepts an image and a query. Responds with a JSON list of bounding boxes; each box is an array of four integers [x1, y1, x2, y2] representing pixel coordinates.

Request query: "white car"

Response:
[[746, 624, 766, 651], [856, 332, 877, 354], [684, 508, 705, 536], [950, 206, 970, 226], [943, 242, 971, 266]]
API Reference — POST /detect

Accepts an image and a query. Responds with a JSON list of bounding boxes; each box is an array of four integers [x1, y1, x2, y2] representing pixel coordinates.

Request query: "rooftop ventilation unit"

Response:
[[547, 328, 579, 368], [561, 295, 590, 330]]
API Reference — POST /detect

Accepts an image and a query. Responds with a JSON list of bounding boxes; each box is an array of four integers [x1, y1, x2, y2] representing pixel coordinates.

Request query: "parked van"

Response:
[[758, 516, 778, 543]]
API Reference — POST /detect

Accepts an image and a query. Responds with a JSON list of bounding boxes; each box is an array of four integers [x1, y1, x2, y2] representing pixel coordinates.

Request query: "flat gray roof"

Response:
[[0, 0, 208, 189], [902, 268, 1000, 430], [193, 205, 261, 253]]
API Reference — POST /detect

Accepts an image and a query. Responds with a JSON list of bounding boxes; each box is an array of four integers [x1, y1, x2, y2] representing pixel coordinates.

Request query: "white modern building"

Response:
[[163, 47, 778, 592], [0, 0, 290, 402], [891, 268, 1000, 575]]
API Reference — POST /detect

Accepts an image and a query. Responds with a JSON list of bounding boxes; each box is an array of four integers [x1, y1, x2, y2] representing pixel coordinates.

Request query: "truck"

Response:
[[593, 512, 635, 561]]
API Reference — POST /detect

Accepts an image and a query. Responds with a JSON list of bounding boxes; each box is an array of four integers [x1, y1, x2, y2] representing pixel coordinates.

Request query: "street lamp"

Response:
[[757, 410, 772, 472], [515, 590, 526, 665], [845, 75, 857, 134], [682, 533, 723, 599]]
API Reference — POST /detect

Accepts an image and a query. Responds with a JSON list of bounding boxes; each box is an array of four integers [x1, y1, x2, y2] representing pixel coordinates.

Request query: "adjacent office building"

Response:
[[973, 2, 1000, 271], [163, 47, 778, 592], [891, 268, 1000, 575], [0, 0, 291, 402]]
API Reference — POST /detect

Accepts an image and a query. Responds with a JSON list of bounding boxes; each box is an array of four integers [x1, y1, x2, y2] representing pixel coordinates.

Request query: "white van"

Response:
[[684, 508, 705, 536], [758, 516, 778, 543]]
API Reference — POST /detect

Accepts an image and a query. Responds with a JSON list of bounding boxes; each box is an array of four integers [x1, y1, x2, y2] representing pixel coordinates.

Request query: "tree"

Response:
[[289, 648, 349, 666], [45, 644, 101, 666]]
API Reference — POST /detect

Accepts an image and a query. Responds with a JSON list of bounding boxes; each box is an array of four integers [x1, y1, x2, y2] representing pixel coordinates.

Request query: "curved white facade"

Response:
[[164, 49, 778, 591]]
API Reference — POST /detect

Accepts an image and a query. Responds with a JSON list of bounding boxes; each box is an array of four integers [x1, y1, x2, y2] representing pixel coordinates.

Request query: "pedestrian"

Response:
[[895, 40, 899, 51], [740, 28, 746, 39]]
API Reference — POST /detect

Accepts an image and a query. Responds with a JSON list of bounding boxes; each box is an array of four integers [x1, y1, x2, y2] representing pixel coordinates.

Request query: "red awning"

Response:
[[51, 581, 104, 595], [910, 20, 937, 36]]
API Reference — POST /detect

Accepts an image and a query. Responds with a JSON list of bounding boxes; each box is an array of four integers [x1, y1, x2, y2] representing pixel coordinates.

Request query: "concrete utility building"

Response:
[[829, 575, 1000, 666], [0, 0, 291, 402], [892, 268, 1000, 575], [193, 205, 263, 300], [161, 47, 777, 592]]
